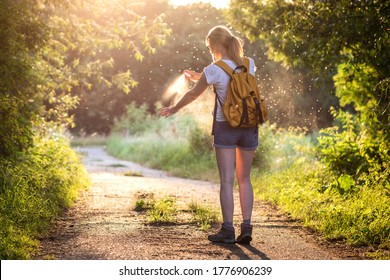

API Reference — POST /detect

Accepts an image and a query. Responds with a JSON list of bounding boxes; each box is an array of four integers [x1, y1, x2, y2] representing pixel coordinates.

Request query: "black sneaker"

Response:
[[208, 225, 235, 244], [236, 223, 252, 244]]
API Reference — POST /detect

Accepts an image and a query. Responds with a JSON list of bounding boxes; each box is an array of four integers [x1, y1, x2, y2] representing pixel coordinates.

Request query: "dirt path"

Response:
[[36, 146, 367, 260]]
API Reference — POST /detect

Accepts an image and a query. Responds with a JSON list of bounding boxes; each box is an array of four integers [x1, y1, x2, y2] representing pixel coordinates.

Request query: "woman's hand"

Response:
[[160, 106, 177, 117], [161, 73, 208, 118], [183, 70, 201, 81]]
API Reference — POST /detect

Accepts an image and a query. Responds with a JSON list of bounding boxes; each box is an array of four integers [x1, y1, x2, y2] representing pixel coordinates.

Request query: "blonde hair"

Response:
[[206, 25, 244, 65]]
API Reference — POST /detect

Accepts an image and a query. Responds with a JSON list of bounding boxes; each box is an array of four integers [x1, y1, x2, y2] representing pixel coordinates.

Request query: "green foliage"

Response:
[[134, 192, 178, 223], [255, 123, 315, 171], [228, 0, 389, 77], [130, 2, 223, 107], [147, 196, 178, 224], [188, 126, 214, 157], [0, 1, 93, 259], [226, 2, 338, 129], [134, 192, 155, 212], [317, 109, 365, 177], [38, 0, 171, 135], [112, 102, 155, 136], [254, 122, 390, 254], [0, 95, 35, 157], [334, 62, 379, 112], [0, 0, 51, 157], [123, 171, 143, 177], [227, 0, 390, 131], [254, 160, 390, 249], [0, 135, 90, 259], [1, 0, 173, 153], [330, 174, 356, 196], [318, 106, 389, 194], [188, 202, 220, 231]]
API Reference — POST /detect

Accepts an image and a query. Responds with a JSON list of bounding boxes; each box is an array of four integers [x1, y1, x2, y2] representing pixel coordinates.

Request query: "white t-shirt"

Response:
[[203, 57, 256, 122]]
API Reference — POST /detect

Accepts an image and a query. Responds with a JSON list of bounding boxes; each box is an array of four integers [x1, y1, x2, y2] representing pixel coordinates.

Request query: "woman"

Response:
[[160, 26, 257, 245]]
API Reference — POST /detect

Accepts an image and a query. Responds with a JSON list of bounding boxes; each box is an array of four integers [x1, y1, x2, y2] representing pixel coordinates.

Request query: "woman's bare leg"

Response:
[[236, 148, 255, 223], [215, 148, 236, 225]]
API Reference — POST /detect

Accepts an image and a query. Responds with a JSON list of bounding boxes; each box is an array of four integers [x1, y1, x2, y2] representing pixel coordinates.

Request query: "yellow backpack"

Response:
[[213, 57, 267, 129]]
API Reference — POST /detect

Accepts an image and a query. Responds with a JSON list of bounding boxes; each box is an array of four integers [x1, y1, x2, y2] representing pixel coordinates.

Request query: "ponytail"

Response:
[[228, 36, 244, 66]]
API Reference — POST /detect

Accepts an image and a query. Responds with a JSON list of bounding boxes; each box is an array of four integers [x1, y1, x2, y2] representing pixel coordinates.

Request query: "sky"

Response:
[[169, 0, 230, 9]]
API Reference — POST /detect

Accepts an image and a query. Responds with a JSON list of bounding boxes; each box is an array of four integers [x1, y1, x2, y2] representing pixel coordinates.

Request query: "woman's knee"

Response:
[[220, 175, 235, 188], [236, 176, 251, 188], [236, 169, 251, 184]]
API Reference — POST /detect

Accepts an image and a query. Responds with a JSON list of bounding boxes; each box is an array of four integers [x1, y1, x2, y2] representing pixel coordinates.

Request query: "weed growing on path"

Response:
[[133, 192, 219, 230]]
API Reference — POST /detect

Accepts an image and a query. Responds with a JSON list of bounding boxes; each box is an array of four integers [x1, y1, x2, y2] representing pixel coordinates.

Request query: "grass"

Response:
[[147, 196, 178, 224], [0, 135, 90, 259], [188, 201, 220, 231]]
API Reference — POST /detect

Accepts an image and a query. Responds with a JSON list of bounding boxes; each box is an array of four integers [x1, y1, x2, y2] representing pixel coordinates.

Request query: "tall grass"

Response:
[[106, 103, 389, 258], [0, 135, 90, 259]]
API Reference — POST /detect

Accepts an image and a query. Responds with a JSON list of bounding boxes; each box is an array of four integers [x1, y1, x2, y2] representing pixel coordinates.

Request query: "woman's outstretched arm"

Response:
[[160, 73, 208, 117]]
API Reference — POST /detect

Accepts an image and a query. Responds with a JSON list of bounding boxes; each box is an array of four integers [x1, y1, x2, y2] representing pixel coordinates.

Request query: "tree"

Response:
[[39, 0, 171, 135], [0, 0, 172, 153], [0, 0, 57, 157]]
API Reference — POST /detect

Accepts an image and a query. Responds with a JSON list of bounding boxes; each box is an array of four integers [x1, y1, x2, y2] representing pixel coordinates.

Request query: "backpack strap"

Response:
[[214, 60, 234, 76], [212, 85, 225, 135], [214, 57, 249, 75], [212, 86, 218, 135], [243, 57, 250, 70]]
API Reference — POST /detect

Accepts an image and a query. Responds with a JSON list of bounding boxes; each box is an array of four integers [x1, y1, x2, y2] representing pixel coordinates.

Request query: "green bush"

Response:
[[0, 135, 89, 259], [317, 109, 366, 178], [255, 123, 316, 171], [317, 107, 390, 196], [188, 126, 213, 157], [112, 102, 156, 136]]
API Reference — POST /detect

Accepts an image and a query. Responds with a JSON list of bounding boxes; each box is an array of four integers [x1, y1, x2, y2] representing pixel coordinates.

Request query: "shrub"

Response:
[[188, 126, 213, 157], [0, 135, 89, 259], [112, 102, 156, 136], [255, 123, 315, 171]]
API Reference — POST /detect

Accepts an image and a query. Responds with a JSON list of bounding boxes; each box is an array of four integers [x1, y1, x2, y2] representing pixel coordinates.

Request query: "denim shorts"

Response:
[[213, 121, 258, 150]]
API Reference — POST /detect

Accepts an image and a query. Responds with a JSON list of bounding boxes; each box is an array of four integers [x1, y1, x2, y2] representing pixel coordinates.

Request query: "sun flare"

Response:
[[169, 0, 230, 9]]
